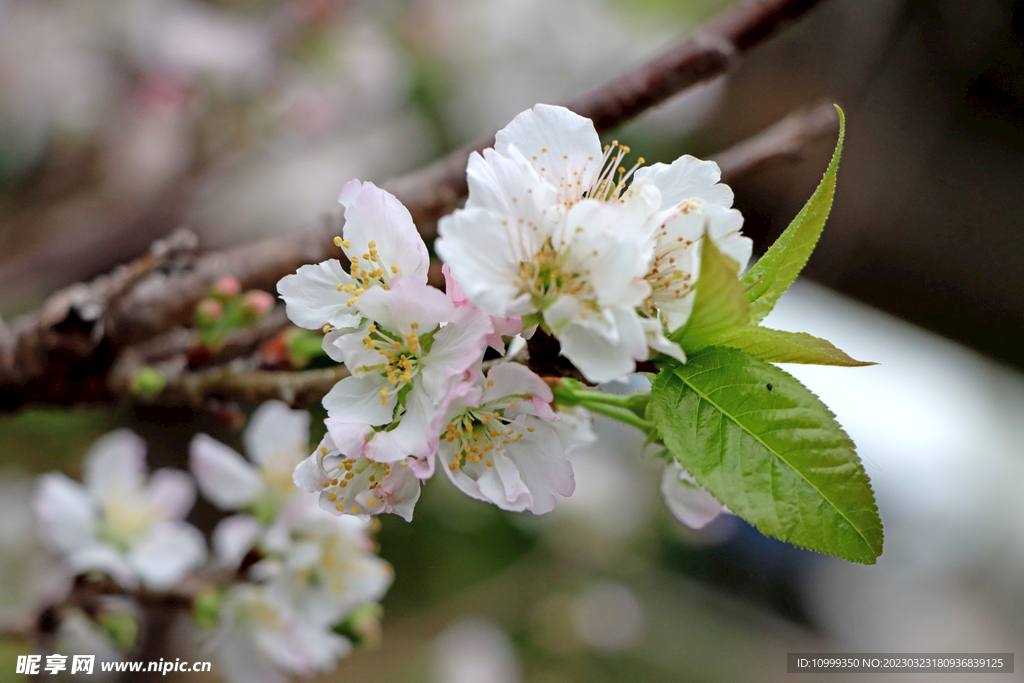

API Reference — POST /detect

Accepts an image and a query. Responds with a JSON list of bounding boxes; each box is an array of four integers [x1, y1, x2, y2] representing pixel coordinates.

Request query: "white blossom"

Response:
[[190, 400, 311, 518], [436, 103, 753, 380], [33, 430, 206, 590]]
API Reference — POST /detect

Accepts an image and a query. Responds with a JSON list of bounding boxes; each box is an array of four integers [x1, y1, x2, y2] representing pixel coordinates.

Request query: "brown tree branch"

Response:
[[0, 0, 831, 411]]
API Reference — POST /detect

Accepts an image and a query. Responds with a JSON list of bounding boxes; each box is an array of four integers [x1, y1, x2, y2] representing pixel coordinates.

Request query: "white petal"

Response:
[[293, 452, 329, 492], [436, 206, 534, 316], [482, 362, 551, 406], [33, 474, 98, 554], [705, 203, 752, 273], [494, 104, 603, 193], [551, 406, 597, 453], [147, 468, 197, 520], [465, 148, 559, 236], [128, 521, 207, 589], [660, 463, 724, 529], [212, 514, 261, 568], [632, 155, 734, 209], [549, 303, 648, 383], [322, 374, 395, 426], [65, 544, 136, 587], [276, 259, 361, 330], [420, 304, 492, 402], [354, 276, 455, 337], [323, 419, 374, 457], [639, 317, 686, 363], [189, 434, 264, 510], [379, 468, 421, 522], [83, 429, 147, 499], [245, 400, 310, 468], [323, 326, 379, 370], [499, 419, 574, 514], [364, 383, 442, 462], [338, 180, 430, 283]]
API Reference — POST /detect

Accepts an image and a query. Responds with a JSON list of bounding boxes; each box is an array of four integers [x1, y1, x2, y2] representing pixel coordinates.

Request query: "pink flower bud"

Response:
[[196, 298, 224, 325], [241, 290, 275, 320], [212, 275, 242, 299]]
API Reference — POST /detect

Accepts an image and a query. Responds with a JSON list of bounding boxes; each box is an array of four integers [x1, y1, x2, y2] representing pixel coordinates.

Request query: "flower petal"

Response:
[[277, 259, 361, 330], [127, 521, 207, 589], [420, 303, 492, 402], [660, 462, 724, 529], [338, 180, 429, 283], [498, 419, 574, 514], [189, 434, 264, 510], [547, 302, 648, 383], [33, 474, 98, 554], [354, 276, 455, 337], [245, 400, 310, 468], [632, 155, 734, 209], [494, 104, 603, 195], [83, 429, 147, 499], [147, 468, 197, 520], [322, 374, 395, 426], [363, 383, 440, 462], [212, 514, 261, 568]]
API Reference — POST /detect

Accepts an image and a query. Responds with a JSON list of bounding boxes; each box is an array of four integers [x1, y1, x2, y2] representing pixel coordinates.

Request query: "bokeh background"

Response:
[[2, 0, 1024, 681]]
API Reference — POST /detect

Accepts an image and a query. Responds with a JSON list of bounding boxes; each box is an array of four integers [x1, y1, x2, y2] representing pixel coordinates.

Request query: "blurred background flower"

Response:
[[2, 0, 1024, 681]]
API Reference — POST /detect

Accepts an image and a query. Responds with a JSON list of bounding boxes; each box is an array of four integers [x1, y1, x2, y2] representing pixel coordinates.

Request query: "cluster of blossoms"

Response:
[[32, 402, 393, 683], [280, 104, 752, 529]]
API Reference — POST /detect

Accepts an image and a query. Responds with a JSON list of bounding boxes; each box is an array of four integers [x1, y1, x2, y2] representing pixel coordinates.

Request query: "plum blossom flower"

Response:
[[660, 462, 724, 529], [433, 363, 574, 514], [211, 496, 392, 683], [436, 104, 753, 380], [293, 431, 422, 521], [33, 430, 206, 590], [276, 179, 430, 331], [190, 400, 311, 519]]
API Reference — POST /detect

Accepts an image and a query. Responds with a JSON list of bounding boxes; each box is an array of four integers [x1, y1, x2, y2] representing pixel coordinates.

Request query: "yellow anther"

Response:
[[331, 478, 338, 485], [347, 297, 358, 306], [454, 430, 463, 438], [490, 431, 500, 438], [339, 481, 347, 488], [368, 475, 375, 483], [321, 447, 328, 455], [351, 506, 360, 513], [322, 482, 329, 488], [323, 325, 331, 333], [328, 493, 337, 501], [336, 503, 344, 511], [410, 322, 419, 330], [394, 342, 402, 349], [334, 236, 343, 247], [487, 380, 494, 387], [486, 461, 494, 467], [337, 283, 345, 291], [368, 241, 376, 248], [345, 472, 354, 480], [473, 434, 482, 442], [637, 157, 645, 164], [367, 498, 377, 506], [510, 400, 517, 407], [391, 265, 399, 273]]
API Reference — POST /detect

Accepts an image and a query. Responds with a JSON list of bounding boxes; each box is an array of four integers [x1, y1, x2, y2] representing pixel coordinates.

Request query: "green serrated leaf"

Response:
[[650, 346, 882, 563], [742, 106, 845, 323], [718, 326, 876, 367], [671, 233, 750, 350]]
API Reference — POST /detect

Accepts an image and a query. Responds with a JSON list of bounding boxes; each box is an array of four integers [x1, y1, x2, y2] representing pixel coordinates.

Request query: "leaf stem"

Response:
[[581, 402, 656, 434]]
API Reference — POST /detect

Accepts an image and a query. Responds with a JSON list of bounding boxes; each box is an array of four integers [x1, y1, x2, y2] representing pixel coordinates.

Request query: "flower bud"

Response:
[[130, 367, 166, 398], [212, 275, 242, 299], [195, 298, 224, 326], [241, 290, 275, 321]]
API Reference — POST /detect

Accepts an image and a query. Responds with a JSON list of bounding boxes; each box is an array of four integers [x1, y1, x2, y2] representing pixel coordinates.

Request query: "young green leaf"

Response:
[[670, 233, 750, 351], [742, 105, 845, 323], [717, 326, 876, 367], [650, 346, 882, 564]]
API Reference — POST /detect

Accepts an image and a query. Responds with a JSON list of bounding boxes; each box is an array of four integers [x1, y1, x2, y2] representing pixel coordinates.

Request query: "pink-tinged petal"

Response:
[[212, 514, 261, 568], [531, 397, 558, 420], [407, 455, 435, 480], [487, 314, 523, 353], [190, 434, 264, 510], [245, 400, 310, 467], [442, 263, 467, 307], [323, 419, 374, 457], [435, 206, 534, 317], [277, 260, 361, 330], [632, 155, 734, 209], [147, 469, 196, 520], [499, 419, 574, 514], [373, 468, 420, 522], [338, 180, 429, 283], [128, 521, 207, 589], [494, 104, 603, 194], [474, 458, 531, 512], [661, 463, 724, 529], [322, 374, 395, 426], [355, 276, 455, 336], [482, 362, 551, 405], [420, 304, 492, 402], [33, 474, 98, 554], [83, 429, 147, 499]]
